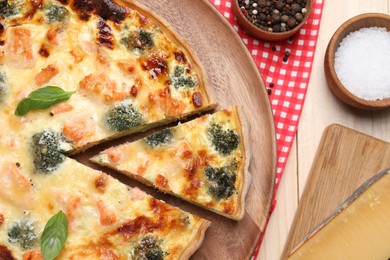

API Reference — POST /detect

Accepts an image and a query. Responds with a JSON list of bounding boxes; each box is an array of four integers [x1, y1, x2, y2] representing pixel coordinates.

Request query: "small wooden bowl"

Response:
[[324, 13, 390, 110], [232, 0, 313, 41]]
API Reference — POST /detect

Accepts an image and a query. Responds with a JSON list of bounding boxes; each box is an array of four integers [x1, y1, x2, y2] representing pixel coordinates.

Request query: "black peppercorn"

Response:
[[287, 17, 297, 28], [281, 15, 289, 23], [291, 3, 302, 12], [295, 13, 304, 22]]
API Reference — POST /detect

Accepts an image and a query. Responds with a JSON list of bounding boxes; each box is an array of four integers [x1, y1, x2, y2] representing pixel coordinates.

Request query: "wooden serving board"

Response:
[[282, 124, 390, 259], [75, 0, 277, 259]]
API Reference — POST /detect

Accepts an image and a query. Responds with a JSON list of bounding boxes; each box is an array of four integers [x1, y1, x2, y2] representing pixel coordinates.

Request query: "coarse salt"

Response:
[[334, 27, 390, 101]]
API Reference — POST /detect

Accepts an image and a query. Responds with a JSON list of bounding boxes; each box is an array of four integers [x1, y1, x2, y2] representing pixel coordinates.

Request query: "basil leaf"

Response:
[[41, 211, 68, 260], [15, 86, 75, 116]]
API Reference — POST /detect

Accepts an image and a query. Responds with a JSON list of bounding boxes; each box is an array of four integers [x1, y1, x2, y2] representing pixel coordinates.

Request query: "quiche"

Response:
[[0, 0, 216, 258], [91, 106, 251, 220]]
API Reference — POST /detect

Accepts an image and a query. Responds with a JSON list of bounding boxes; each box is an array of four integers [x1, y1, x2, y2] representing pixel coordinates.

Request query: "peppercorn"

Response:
[[287, 17, 297, 28], [295, 13, 304, 22], [281, 15, 289, 23], [267, 88, 272, 95], [291, 3, 302, 12], [271, 13, 281, 24]]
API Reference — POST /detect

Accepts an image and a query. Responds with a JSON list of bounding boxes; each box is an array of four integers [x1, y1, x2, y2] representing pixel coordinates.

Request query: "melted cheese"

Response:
[[92, 107, 247, 219]]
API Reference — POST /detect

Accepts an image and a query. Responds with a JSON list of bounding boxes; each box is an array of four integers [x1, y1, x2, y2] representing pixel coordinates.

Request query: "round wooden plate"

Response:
[[76, 0, 276, 259]]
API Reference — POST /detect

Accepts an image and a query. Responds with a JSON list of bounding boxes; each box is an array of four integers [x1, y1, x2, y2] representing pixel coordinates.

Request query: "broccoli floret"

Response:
[[132, 236, 168, 260], [0, 72, 6, 101], [205, 163, 237, 200], [32, 130, 71, 174], [8, 215, 38, 250], [171, 66, 196, 90], [45, 4, 69, 23], [144, 129, 173, 147], [106, 102, 143, 132], [0, 0, 20, 18], [121, 29, 154, 52], [207, 122, 239, 155]]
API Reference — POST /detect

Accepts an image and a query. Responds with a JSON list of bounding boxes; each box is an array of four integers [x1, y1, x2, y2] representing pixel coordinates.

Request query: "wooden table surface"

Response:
[[257, 1, 390, 259]]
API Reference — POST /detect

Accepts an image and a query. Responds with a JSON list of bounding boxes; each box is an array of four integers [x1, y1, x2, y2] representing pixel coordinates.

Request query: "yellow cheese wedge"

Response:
[[288, 168, 390, 260]]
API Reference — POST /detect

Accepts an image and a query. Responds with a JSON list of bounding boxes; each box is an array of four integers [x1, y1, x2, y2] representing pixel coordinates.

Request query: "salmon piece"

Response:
[[137, 159, 149, 175], [117, 61, 136, 75], [97, 199, 117, 226], [0, 162, 32, 207], [34, 64, 59, 87], [153, 88, 187, 117], [66, 196, 81, 226], [62, 115, 95, 147], [46, 27, 60, 45], [162, 98, 187, 117], [100, 249, 119, 260], [172, 140, 193, 168], [105, 147, 123, 164], [80, 40, 96, 54], [131, 187, 146, 201], [23, 250, 44, 260], [6, 163, 31, 191], [5, 27, 36, 69], [79, 73, 126, 103], [50, 103, 73, 115]]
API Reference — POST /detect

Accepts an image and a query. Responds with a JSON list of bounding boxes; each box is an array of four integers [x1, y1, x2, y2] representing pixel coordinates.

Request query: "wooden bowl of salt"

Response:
[[324, 13, 390, 110]]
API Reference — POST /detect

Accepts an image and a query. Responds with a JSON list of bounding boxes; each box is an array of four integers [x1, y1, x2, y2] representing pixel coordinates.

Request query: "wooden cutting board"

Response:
[[282, 124, 390, 259], [75, 0, 277, 259]]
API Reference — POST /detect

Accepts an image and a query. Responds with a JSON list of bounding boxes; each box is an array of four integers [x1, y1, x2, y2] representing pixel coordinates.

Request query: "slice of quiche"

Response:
[[91, 106, 252, 220], [0, 155, 210, 259]]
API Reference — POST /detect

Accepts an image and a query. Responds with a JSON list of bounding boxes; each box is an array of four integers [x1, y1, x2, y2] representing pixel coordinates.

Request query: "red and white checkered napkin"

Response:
[[209, 0, 324, 257]]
